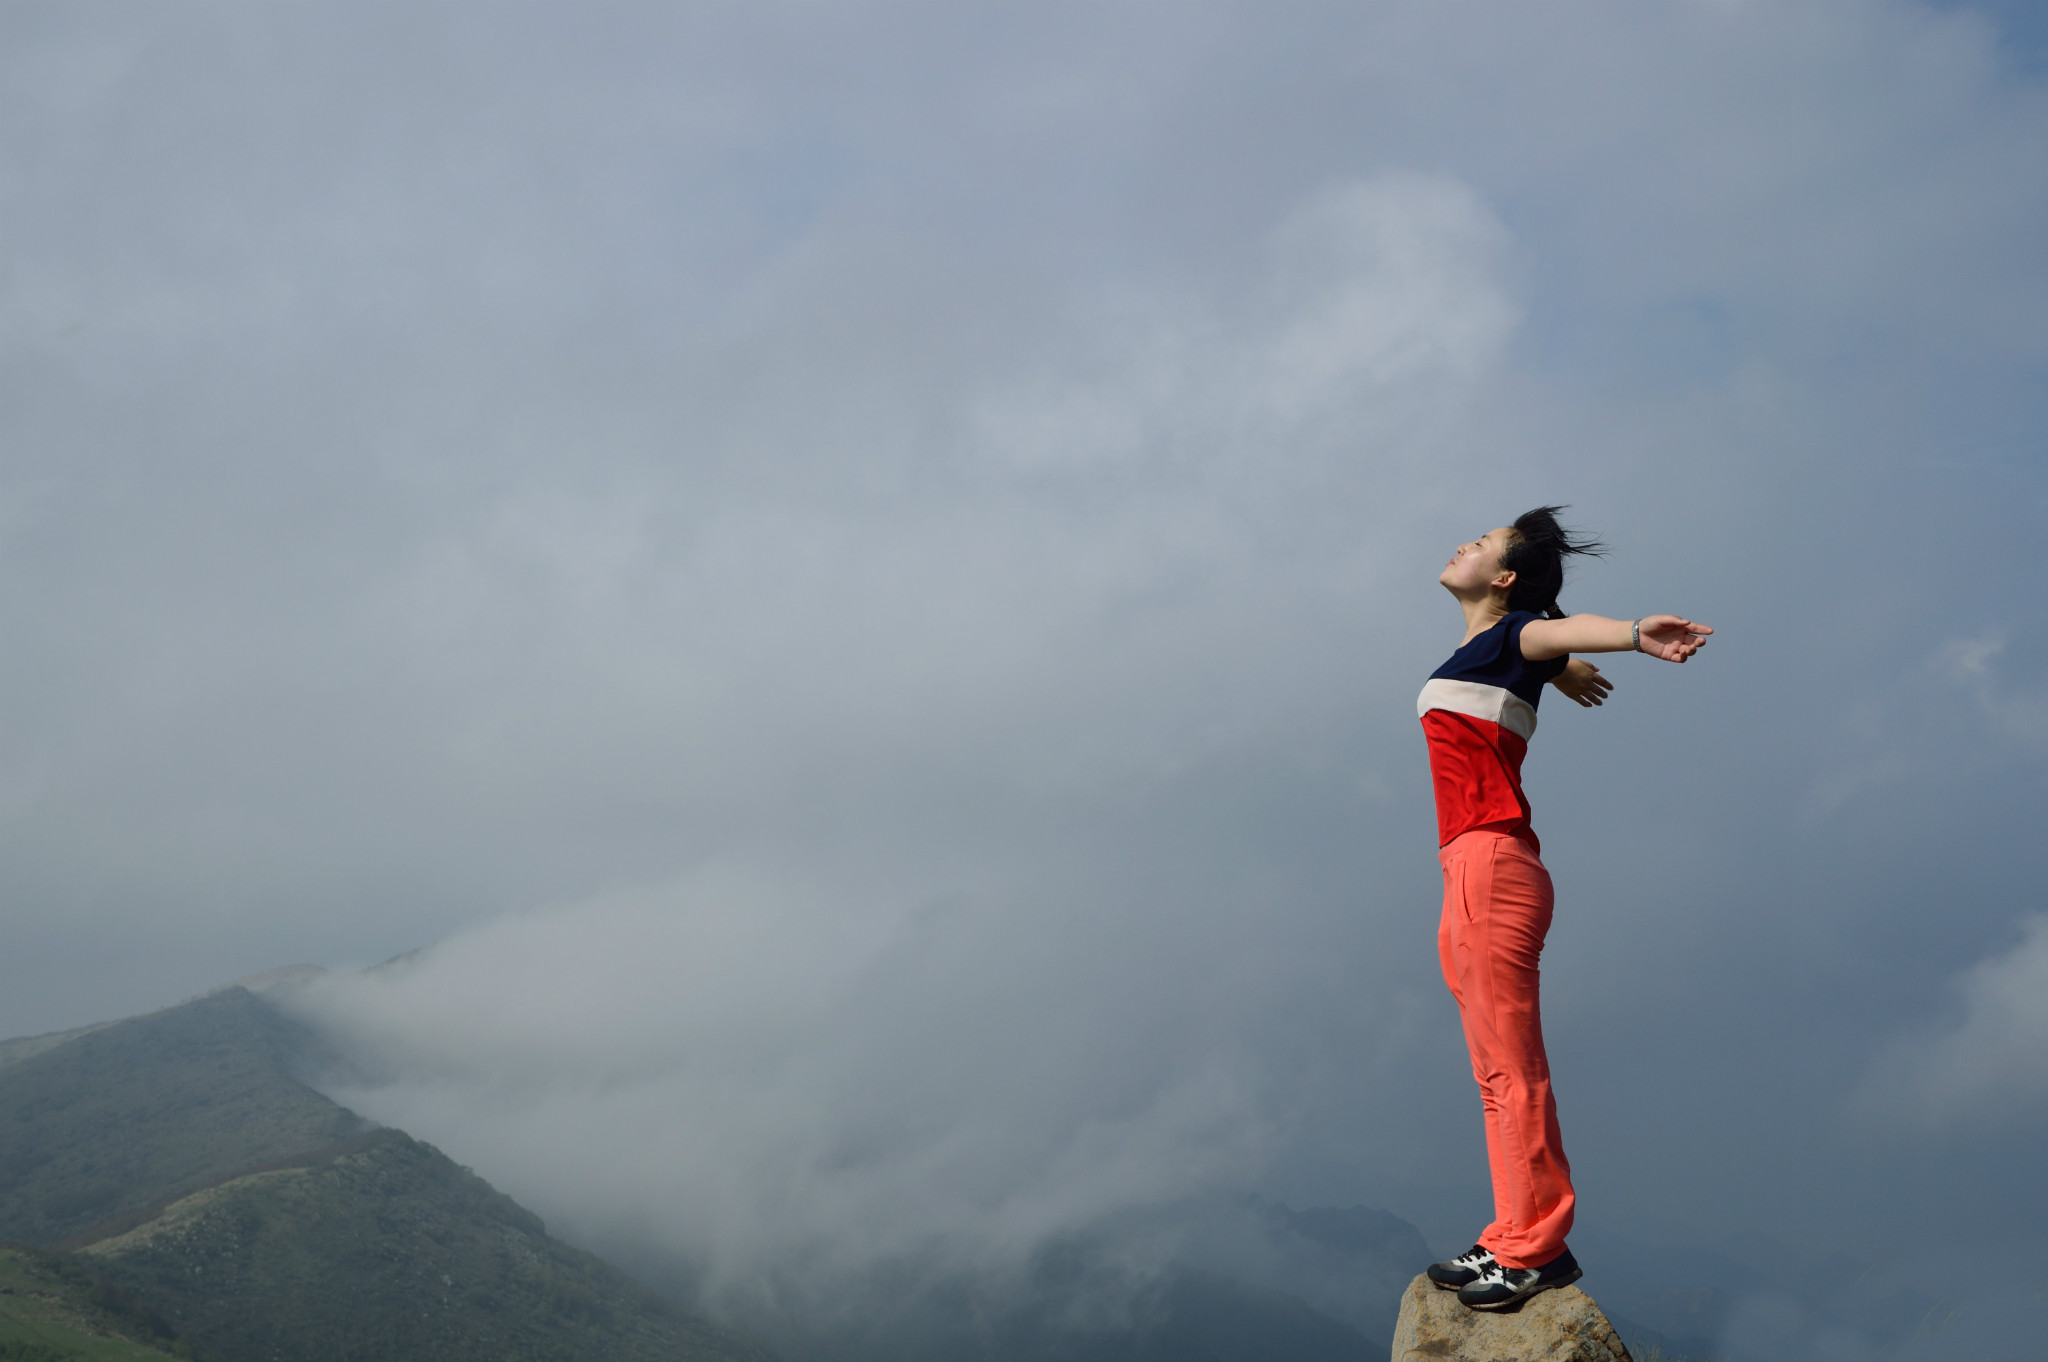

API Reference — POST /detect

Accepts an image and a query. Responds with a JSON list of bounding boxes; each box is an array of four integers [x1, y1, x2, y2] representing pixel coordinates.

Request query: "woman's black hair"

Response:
[[1501, 506, 1605, 619]]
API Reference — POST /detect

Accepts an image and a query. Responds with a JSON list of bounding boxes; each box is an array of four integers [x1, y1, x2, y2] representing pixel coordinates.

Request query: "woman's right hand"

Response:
[[1637, 615, 1712, 662], [1551, 658, 1614, 707]]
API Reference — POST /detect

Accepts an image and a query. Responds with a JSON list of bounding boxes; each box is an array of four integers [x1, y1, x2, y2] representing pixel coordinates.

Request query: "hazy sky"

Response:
[[5, 3, 2047, 1357]]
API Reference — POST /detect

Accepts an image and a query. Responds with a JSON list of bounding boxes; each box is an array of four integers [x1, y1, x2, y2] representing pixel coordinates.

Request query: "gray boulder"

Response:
[[1391, 1273, 1634, 1361]]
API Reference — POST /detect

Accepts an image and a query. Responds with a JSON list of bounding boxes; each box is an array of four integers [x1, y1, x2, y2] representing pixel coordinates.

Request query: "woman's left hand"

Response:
[[1551, 658, 1613, 707], [1637, 615, 1712, 662]]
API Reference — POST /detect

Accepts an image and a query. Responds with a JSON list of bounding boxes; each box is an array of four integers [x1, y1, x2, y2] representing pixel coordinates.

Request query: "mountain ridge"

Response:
[[0, 988, 367, 1248], [0, 988, 768, 1362]]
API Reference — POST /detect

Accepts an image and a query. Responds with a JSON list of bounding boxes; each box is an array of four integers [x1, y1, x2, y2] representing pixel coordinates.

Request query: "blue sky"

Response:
[[3, 4, 2046, 1357]]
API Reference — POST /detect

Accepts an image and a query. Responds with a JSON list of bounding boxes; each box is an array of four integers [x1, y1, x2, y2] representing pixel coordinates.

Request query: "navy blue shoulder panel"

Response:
[[1428, 611, 1568, 710]]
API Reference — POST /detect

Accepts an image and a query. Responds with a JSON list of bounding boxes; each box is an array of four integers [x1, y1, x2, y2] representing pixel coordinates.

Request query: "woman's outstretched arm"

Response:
[[1520, 613, 1712, 663]]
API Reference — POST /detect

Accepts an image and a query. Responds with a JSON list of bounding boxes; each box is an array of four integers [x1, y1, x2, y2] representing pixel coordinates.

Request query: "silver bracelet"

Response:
[[1631, 619, 1641, 653]]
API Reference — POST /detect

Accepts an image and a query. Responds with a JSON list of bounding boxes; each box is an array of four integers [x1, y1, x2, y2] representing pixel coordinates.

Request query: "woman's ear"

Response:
[[1490, 567, 1516, 594]]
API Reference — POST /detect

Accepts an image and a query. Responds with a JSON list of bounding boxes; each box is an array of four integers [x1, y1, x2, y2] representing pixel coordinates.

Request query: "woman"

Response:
[[1416, 506, 1709, 1311]]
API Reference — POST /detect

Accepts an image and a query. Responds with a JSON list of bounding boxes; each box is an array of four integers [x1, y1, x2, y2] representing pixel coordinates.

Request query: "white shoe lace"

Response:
[[1474, 1261, 1533, 1288]]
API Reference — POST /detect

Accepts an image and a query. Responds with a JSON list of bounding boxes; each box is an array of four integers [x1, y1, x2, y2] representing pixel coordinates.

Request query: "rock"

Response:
[[1390, 1273, 1634, 1361]]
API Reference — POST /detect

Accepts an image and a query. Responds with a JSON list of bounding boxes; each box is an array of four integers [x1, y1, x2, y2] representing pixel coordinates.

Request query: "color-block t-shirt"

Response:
[[1417, 611, 1567, 849]]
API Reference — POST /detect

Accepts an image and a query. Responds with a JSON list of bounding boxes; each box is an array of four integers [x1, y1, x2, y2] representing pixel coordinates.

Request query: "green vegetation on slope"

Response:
[[78, 1128, 766, 1362], [0, 1245, 193, 1361], [0, 990, 366, 1247], [0, 1027, 114, 1075], [0, 989, 769, 1362]]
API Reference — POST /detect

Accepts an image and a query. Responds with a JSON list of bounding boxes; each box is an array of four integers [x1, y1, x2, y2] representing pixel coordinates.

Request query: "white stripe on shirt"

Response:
[[1417, 677, 1538, 742]]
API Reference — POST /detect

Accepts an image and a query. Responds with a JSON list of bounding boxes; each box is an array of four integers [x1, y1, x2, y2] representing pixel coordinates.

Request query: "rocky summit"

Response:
[[1390, 1273, 1633, 1362]]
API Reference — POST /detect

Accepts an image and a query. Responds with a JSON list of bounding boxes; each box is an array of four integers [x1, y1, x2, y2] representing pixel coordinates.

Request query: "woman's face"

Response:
[[1440, 527, 1515, 596]]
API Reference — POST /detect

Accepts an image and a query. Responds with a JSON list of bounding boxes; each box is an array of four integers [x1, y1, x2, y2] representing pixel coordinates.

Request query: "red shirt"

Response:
[[1418, 612, 1563, 850]]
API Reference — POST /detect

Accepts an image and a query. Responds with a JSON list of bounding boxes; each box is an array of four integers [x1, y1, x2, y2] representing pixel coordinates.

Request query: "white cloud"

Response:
[[1942, 631, 2048, 750], [1858, 914, 2048, 1128], [270, 168, 1512, 1317], [283, 868, 1289, 1313], [1258, 176, 1517, 409]]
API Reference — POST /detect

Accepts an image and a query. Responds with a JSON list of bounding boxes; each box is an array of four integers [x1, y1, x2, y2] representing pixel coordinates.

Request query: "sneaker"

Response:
[[1455, 1248, 1582, 1311], [1426, 1244, 1496, 1291]]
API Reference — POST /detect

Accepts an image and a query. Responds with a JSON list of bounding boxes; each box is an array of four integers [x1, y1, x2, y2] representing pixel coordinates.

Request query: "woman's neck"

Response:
[[1458, 594, 1510, 646]]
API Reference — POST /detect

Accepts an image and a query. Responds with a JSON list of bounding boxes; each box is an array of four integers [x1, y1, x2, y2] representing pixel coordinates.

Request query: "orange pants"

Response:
[[1437, 829, 1575, 1269]]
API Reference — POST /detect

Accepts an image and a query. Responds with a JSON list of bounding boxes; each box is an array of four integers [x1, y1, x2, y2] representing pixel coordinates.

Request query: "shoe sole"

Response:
[[1460, 1265, 1583, 1312]]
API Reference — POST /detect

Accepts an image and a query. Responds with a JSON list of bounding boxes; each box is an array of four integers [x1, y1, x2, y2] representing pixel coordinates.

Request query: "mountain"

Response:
[[77, 1128, 753, 1362], [0, 1244, 194, 1361], [0, 989, 366, 1248], [0, 990, 768, 1362], [0, 978, 1460, 1360], [0, 1023, 114, 1072]]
